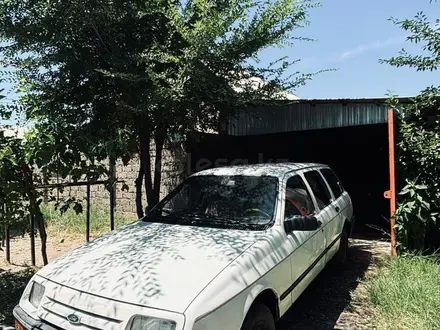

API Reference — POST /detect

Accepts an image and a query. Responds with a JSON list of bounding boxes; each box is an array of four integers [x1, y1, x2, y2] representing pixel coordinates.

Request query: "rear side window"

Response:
[[304, 170, 332, 209], [320, 168, 344, 199]]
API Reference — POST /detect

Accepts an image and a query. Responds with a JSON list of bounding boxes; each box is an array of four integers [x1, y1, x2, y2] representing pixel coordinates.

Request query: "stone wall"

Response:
[[52, 141, 187, 218]]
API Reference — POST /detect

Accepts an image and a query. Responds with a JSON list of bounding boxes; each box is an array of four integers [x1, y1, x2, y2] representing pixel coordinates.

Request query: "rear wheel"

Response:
[[334, 227, 349, 265], [241, 304, 276, 330]]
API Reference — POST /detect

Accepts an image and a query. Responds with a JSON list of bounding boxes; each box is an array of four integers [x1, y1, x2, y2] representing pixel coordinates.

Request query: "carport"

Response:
[[187, 98, 407, 255]]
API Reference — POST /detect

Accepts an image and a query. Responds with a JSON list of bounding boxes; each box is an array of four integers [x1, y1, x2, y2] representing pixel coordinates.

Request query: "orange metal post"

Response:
[[384, 108, 397, 256]]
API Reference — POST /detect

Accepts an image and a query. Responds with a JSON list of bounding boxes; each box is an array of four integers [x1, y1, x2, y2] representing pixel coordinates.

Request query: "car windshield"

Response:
[[144, 174, 279, 230]]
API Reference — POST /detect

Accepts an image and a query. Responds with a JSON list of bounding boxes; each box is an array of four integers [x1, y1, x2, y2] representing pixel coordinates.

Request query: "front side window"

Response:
[[145, 175, 279, 230], [284, 175, 316, 219], [320, 168, 344, 198], [304, 170, 332, 209]]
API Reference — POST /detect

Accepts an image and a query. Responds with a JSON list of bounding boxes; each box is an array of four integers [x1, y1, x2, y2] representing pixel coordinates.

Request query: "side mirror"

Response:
[[284, 215, 321, 233]]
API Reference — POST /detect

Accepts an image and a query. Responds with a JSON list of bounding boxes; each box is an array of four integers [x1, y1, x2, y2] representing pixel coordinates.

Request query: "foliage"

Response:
[[364, 254, 440, 330], [0, 116, 123, 264], [1, 58, 125, 265], [394, 180, 439, 252], [383, 2, 440, 253], [1, 78, 81, 265], [0, 0, 322, 218], [380, 10, 440, 71], [391, 87, 440, 253], [0, 130, 51, 264], [0, 135, 29, 229]]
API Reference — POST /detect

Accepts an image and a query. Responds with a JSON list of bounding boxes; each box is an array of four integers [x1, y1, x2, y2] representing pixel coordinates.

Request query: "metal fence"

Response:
[[2, 179, 118, 266]]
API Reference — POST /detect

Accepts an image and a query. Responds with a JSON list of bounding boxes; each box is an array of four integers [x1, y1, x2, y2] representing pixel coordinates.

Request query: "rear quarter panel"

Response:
[[341, 192, 354, 234]]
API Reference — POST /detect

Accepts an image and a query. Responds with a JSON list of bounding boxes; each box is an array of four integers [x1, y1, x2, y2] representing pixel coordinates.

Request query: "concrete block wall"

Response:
[[51, 141, 187, 218]]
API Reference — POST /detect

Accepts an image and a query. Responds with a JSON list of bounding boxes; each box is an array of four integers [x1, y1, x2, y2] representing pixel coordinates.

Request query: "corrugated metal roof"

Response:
[[227, 99, 391, 136]]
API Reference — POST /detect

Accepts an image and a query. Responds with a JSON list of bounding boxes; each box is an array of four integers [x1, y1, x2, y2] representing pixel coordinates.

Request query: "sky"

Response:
[[257, 0, 440, 99], [0, 0, 439, 105]]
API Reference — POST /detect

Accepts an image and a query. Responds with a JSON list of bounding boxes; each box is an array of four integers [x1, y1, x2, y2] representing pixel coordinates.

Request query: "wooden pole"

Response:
[[3, 204, 10, 263], [5, 224, 10, 263], [384, 108, 397, 256], [86, 183, 91, 242], [109, 159, 116, 231], [30, 214, 36, 266], [110, 186, 115, 231]]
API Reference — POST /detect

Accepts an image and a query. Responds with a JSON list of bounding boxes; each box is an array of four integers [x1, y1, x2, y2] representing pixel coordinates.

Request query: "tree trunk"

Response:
[[141, 132, 154, 211], [35, 211, 48, 265], [140, 129, 166, 212], [152, 129, 166, 206], [20, 161, 49, 265], [135, 149, 145, 219]]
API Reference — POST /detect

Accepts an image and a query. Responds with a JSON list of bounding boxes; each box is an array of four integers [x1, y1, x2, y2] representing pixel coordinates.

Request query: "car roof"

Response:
[[191, 162, 327, 178]]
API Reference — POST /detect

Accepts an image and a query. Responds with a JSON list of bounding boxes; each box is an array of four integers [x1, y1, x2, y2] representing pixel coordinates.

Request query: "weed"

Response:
[[364, 255, 440, 330]]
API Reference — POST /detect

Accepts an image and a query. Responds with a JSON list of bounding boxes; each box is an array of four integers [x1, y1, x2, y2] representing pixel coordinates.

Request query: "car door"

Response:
[[319, 167, 349, 259], [303, 169, 340, 264], [282, 172, 326, 303]]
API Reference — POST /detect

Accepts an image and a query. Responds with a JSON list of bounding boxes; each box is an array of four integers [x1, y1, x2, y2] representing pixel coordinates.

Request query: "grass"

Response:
[[40, 203, 135, 237], [363, 254, 440, 330]]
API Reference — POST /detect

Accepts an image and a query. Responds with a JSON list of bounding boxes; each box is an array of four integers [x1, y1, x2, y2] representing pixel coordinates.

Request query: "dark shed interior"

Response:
[[187, 123, 391, 238]]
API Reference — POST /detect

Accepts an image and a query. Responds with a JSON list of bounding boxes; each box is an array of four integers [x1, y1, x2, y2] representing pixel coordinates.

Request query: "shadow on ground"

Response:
[[351, 222, 390, 242], [277, 240, 374, 330], [0, 268, 35, 326]]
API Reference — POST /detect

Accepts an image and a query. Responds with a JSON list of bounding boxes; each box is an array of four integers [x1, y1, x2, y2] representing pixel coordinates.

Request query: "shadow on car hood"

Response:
[[37, 221, 264, 313]]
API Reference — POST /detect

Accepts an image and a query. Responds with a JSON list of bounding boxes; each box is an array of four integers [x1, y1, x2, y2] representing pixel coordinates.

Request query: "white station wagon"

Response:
[[14, 163, 354, 330]]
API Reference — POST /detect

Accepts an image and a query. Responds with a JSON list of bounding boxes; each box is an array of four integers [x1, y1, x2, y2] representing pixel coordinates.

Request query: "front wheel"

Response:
[[241, 304, 276, 330]]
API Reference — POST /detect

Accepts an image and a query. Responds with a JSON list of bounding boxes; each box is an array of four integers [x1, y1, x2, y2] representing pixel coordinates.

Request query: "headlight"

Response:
[[129, 316, 176, 330], [29, 281, 45, 308]]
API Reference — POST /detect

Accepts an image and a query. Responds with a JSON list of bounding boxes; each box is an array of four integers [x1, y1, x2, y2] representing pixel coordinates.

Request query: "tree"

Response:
[[1, 76, 50, 264], [0, 75, 111, 265], [0, 106, 115, 265], [106, 0, 322, 215], [0, 0, 321, 219], [0, 129, 49, 264], [381, 3, 440, 253]]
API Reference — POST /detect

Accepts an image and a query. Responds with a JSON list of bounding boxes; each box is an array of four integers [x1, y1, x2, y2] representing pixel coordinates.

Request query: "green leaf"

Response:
[[73, 202, 83, 215]]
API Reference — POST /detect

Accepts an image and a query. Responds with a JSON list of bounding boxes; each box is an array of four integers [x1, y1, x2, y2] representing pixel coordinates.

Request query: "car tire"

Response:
[[241, 304, 276, 330], [334, 227, 349, 265]]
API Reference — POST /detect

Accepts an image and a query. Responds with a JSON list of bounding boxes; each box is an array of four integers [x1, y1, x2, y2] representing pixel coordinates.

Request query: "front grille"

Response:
[[40, 296, 123, 330]]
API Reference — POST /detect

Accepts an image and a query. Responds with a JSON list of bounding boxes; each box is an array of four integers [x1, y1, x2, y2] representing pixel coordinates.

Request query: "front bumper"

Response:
[[13, 305, 58, 330]]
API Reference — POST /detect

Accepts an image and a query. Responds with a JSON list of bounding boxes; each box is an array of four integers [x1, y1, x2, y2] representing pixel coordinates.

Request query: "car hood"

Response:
[[37, 220, 264, 313]]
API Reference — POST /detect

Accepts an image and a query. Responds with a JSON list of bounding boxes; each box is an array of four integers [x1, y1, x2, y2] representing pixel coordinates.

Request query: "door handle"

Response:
[[335, 206, 340, 212]]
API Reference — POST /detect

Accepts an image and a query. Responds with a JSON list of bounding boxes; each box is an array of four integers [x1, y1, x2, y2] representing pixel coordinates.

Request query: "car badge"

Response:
[[67, 313, 81, 325]]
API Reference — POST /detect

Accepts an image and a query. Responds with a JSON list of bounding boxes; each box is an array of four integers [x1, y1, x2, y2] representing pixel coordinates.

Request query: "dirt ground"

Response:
[[0, 230, 100, 271], [0, 232, 390, 329]]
